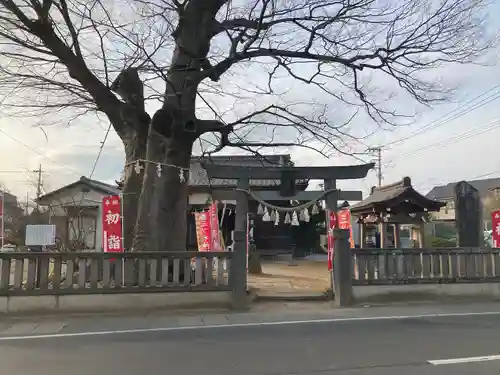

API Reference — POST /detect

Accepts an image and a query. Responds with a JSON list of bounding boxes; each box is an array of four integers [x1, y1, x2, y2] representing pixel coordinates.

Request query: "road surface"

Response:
[[2, 311, 500, 374]]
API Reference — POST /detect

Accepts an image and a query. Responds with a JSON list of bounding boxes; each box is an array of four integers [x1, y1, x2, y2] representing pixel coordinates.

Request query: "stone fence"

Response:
[[0, 250, 247, 314], [332, 229, 500, 306]]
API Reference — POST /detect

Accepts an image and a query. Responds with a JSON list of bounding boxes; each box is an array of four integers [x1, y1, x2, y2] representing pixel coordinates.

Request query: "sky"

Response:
[[0, 0, 499, 206]]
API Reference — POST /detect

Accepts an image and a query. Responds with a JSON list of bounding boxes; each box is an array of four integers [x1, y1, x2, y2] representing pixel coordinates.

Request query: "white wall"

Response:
[[189, 193, 210, 205], [42, 186, 110, 208]]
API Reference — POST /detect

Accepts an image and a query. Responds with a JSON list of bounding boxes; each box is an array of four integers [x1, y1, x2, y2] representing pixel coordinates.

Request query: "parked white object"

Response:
[[25, 224, 56, 246]]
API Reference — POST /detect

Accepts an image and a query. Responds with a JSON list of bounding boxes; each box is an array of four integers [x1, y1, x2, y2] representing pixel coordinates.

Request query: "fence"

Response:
[[330, 229, 500, 307], [351, 248, 500, 285], [0, 251, 233, 296]]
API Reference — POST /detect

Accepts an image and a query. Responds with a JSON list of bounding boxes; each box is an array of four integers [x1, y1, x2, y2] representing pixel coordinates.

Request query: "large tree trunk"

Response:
[[131, 109, 195, 252], [121, 129, 147, 251], [130, 0, 229, 252]]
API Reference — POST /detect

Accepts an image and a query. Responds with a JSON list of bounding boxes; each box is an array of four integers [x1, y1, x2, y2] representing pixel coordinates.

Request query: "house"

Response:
[[426, 177, 500, 229], [36, 154, 309, 252], [36, 177, 120, 251]]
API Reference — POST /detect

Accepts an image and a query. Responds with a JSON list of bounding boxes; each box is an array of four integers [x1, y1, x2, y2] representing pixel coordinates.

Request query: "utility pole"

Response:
[[32, 164, 43, 211], [366, 147, 383, 187]]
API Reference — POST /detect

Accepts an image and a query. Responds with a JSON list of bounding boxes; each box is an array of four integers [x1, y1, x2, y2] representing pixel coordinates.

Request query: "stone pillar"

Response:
[[333, 229, 353, 307], [393, 224, 401, 248], [454, 181, 482, 247], [418, 222, 425, 248], [359, 222, 365, 248], [379, 222, 386, 248], [362, 223, 368, 247], [231, 178, 249, 310]]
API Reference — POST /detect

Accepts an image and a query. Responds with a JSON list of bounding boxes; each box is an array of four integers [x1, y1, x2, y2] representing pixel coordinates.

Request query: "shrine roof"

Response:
[[349, 177, 446, 215], [189, 154, 308, 189]]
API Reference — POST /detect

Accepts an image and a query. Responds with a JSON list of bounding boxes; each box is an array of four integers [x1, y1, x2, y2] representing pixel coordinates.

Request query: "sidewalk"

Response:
[[2, 301, 500, 338]]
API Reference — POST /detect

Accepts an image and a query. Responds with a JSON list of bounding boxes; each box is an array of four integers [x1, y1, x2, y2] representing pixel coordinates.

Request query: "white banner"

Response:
[[25, 224, 56, 246]]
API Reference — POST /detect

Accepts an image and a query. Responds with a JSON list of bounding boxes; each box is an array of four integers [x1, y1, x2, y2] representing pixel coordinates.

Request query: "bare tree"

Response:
[[0, 0, 494, 251]]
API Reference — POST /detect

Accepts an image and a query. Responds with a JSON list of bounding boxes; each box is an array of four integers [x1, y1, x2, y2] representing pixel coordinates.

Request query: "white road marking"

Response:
[[429, 354, 500, 365], [0, 310, 499, 341]]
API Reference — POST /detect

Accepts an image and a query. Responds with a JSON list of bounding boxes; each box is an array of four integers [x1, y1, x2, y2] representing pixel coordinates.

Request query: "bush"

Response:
[[429, 236, 456, 248]]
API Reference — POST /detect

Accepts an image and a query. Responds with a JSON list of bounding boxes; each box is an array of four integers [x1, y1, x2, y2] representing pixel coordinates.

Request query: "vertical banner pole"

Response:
[[102, 195, 125, 287], [120, 193, 125, 286]]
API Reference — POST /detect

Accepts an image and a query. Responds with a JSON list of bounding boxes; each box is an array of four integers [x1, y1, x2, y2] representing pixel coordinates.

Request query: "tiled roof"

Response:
[[426, 177, 500, 200], [37, 176, 120, 202], [189, 154, 307, 188], [350, 177, 445, 214], [82, 177, 121, 195]]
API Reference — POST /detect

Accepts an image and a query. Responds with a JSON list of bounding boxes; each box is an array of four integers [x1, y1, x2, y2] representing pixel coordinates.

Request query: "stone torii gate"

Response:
[[202, 162, 374, 308]]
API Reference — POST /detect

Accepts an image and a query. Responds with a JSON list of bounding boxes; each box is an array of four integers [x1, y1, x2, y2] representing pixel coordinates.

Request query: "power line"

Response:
[[0, 170, 40, 173], [471, 169, 500, 180], [417, 168, 500, 196], [89, 124, 112, 178], [385, 118, 500, 166], [409, 155, 500, 195], [0, 128, 82, 176], [384, 83, 500, 148]]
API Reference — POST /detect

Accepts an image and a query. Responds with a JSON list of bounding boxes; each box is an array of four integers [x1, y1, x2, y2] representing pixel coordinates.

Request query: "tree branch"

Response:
[[197, 119, 230, 134]]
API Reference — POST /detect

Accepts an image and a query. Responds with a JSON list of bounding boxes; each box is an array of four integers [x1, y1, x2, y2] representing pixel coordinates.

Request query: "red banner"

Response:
[[195, 211, 211, 252], [492, 210, 500, 248], [246, 213, 251, 271], [327, 210, 336, 271], [208, 202, 222, 251], [337, 209, 354, 248], [102, 195, 123, 253]]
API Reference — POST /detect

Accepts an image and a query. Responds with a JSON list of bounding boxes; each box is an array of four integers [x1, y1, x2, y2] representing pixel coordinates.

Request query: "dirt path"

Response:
[[248, 260, 331, 297]]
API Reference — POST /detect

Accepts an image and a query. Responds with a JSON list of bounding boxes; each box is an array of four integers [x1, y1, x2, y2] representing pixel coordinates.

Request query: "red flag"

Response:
[[327, 211, 336, 271], [208, 202, 222, 251], [195, 211, 211, 252], [102, 195, 123, 253], [337, 209, 355, 248], [492, 209, 500, 248]]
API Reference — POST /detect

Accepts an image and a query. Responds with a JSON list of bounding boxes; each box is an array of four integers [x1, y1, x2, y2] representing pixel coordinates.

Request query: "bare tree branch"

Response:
[[0, 0, 494, 251]]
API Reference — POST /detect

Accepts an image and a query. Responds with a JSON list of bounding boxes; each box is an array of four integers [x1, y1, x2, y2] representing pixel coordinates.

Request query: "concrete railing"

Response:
[[331, 229, 500, 306], [0, 251, 244, 314], [351, 247, 500, 285]]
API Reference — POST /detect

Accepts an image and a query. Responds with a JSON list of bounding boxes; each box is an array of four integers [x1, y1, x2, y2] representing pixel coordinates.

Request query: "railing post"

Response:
[[324, 179, 338, 300], [333, 229, 354, 307], [231, 177, 249, 310]]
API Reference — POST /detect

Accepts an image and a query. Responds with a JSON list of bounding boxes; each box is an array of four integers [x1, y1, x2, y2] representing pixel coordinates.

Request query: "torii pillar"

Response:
[[203, 162, 374, 308]]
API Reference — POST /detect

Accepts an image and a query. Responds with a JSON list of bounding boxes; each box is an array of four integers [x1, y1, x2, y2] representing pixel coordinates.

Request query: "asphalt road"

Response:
[[2, 313, 500, 375]]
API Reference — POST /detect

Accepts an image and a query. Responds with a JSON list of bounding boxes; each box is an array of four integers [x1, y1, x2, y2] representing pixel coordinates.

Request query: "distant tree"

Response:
[[429, 235, 456, 248], [433, 222, 457, 239]]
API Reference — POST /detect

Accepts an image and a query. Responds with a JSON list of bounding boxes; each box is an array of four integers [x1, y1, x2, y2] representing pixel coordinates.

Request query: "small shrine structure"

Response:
[[349, 177, 446, 248]]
